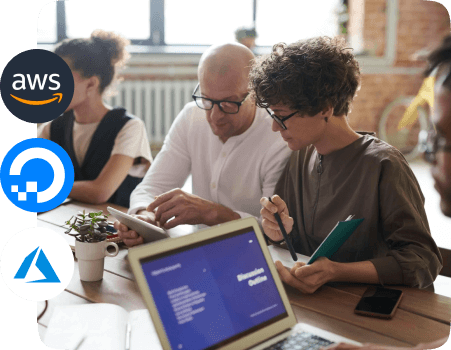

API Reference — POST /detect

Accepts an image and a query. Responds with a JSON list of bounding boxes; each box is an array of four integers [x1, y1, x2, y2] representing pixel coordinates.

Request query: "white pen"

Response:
[[125, 322, 131, 350]]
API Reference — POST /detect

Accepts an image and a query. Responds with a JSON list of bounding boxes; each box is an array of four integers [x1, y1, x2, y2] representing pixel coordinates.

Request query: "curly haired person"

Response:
[[38, 30, 152, 207], [249, 36, 442, 294]]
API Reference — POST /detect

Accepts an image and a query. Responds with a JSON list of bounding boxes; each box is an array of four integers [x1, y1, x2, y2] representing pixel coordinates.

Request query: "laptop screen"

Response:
[[139, 226, 288, 350]]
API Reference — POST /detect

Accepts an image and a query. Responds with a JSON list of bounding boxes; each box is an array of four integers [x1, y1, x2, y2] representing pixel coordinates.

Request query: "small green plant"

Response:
[[64, 210, 112, 243]]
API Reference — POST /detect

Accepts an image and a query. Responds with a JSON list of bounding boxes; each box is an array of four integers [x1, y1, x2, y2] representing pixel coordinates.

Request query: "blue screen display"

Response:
[[140, 229, 287, 350]]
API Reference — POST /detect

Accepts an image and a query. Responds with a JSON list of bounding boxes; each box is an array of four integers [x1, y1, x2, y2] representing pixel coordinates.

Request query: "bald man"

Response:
[[116, 43, 291, 246]]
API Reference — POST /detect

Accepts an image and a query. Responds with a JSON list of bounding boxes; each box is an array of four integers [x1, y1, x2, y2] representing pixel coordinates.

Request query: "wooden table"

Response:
[[37, 201, 451, 348]]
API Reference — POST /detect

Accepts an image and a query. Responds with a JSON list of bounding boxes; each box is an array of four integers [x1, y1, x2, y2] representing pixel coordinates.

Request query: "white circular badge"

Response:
[[0, 227, 74, 301]]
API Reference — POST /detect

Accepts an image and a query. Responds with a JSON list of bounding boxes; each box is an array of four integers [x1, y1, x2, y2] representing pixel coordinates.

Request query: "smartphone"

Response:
[[354, 286, 403, 319]]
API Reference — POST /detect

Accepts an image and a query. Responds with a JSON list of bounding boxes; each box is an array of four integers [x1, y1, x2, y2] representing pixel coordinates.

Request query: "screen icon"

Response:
[[0, 138, 74, 212]]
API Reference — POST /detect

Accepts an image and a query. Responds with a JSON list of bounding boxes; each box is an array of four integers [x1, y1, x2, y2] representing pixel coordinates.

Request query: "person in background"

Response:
[[115, 43, 291, 247], [38, 30, 152, 208], [235, 27, 258, 50], [249, 36, 442, 294], [323, 33, 451, 350]]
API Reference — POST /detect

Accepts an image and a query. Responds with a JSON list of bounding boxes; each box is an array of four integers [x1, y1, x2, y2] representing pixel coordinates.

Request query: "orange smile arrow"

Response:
[[10, 93, 63, 106]]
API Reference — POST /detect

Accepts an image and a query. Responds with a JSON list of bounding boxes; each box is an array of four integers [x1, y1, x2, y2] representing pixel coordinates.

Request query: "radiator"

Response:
[[104, 80, 198, 144]]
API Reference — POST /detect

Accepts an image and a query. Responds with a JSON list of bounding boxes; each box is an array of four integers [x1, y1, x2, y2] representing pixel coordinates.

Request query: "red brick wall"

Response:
[[349, 74, 424, 132], [348, 0, 450, 133], [396, 0, 450, 66], [363, 0, 387, 56]]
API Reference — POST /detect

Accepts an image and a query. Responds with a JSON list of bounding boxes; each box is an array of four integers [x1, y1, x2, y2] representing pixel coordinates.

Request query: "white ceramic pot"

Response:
[[75, 240, 119, 282]]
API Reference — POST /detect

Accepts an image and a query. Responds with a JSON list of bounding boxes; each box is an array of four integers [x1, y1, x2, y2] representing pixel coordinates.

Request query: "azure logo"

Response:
[[0, 49, 74, 123], [1, 227, 74, 301], [15, 247, 60, 283], [0, 138, 74, 212]]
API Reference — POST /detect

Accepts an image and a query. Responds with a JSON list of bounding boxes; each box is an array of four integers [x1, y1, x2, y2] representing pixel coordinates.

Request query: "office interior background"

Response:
[[37, 0, 451, 292]]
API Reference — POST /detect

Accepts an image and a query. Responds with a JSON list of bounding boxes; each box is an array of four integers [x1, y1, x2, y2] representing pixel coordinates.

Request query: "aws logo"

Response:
[[0, 49, 74, 124]]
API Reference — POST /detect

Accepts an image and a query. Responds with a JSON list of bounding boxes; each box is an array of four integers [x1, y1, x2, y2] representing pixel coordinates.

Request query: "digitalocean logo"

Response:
[[0, 138, 74, 212], [9, 147, 65, 203]]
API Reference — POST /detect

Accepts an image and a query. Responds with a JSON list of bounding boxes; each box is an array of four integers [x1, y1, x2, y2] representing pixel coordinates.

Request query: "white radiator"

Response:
[[105, 79, 198, 144]]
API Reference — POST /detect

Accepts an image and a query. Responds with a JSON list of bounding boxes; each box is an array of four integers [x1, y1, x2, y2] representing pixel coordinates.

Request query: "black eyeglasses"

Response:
[[192, 83, 249, 114], [419, 127, 451, 163], [265, 108, 299, 130]]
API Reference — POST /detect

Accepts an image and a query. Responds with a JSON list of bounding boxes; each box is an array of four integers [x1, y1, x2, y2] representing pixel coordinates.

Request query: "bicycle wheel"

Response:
[[378, 96, 429, 161]]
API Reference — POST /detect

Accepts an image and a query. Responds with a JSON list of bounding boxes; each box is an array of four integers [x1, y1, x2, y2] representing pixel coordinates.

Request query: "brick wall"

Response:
[[350, 74, 424, 132], [348, 0, 450, 134], [396, 0, 450, 66]]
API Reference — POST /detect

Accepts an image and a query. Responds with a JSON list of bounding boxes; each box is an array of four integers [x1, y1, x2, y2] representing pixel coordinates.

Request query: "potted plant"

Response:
[[64, 210, 119, 282]]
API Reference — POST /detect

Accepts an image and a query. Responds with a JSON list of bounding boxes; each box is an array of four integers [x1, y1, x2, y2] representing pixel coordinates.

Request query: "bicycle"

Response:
[[378, 76, 434, 161]]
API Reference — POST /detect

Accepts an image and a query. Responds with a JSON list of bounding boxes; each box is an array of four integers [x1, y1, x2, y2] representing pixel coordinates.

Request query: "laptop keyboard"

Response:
[[265, 331, 333, 350]]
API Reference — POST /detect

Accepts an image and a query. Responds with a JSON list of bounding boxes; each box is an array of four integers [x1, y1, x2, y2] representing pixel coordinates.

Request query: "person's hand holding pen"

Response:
[[260, 195, 294, 242]]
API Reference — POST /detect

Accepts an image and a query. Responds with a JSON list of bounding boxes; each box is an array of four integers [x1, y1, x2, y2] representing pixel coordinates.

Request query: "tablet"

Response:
[[107, 206, 169, 243]]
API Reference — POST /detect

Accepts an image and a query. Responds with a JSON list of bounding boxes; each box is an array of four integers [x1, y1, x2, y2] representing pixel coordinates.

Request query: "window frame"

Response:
[[39, 0, 401, 71]]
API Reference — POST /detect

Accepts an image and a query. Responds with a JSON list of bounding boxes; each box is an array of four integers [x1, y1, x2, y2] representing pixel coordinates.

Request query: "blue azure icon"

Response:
[[14, 246, 60, 283]]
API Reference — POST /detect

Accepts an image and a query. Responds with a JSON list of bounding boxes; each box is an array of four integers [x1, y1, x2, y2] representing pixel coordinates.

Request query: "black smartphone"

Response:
[[354, 286, 403, 319]]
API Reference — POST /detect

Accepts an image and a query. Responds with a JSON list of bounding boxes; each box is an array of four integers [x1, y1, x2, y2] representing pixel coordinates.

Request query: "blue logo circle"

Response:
[[0, 138, 74, 213]]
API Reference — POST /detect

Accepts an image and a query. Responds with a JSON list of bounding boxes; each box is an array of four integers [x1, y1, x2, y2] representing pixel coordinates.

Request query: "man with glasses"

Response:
[[323, 32, 451, 350], [115, 43, 291, 246], [249, 36, 442, 293]]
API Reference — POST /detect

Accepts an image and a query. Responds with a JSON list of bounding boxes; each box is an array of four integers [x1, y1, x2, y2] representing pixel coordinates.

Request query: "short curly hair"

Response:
[[424, 34, 451, 89], [249, 36, 360, 117]]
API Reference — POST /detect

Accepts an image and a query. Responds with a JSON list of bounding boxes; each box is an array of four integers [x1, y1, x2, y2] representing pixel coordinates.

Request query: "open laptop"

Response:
[[128, 217, 361, 350]]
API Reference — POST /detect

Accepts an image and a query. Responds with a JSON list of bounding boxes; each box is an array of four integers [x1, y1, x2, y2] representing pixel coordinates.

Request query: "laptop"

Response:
[[128, 217, 361, 350]]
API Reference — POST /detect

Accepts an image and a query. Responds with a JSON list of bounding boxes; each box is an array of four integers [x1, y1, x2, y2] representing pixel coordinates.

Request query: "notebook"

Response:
[[44, 304, 161, 350], [128, 217, 361, 350], [308, 215, 364, 264]]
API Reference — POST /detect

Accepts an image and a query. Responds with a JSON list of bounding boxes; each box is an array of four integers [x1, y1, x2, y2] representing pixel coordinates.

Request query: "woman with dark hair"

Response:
[[249, 36, 442, 293], [38, 30, 152, 207]]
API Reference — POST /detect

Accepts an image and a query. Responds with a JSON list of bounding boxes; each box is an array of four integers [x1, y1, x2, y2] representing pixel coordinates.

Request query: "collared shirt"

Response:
[[129, 102, 292, 220]]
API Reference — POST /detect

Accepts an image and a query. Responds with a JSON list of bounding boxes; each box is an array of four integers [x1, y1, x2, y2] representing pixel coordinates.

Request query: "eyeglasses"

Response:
[[192, 83, 249, 114], [419, 127, 451, 163], [265, 108, 299, 130]]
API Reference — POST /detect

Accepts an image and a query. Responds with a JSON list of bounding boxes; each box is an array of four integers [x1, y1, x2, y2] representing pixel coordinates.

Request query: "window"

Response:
[[165, 0, 253, 45], [65, 0, 150, 40], [37, 0, 341, 48], [255, 0, 340, 46], [37, 1, 57, 43]]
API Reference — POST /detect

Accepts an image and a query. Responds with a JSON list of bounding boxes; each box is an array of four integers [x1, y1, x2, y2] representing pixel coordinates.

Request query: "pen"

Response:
[[125, 322, 131, 350], [268, 197, 298, 262]]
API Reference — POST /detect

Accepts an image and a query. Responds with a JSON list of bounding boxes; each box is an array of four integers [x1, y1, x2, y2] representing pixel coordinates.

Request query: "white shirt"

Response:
[[38, 116, 152, 177], [129, 102, 292, 220]]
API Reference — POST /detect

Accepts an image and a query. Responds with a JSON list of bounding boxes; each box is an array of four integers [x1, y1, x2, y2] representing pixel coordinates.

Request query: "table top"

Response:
[[37, 200, 451, 348]]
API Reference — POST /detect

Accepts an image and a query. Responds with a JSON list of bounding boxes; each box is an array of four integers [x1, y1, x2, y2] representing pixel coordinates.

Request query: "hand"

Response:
[[114, 211, 156, 247], [147, 189, 221, 229], [260, 195, 294, 241], [275, 257, 336, 294]]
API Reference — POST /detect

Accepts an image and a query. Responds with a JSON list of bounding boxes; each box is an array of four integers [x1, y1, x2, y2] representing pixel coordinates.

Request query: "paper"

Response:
[[44, 303, 128, 350], [128, 309, 163, 350], [268, 245, 310, 269], [44, 304, 163, 350]]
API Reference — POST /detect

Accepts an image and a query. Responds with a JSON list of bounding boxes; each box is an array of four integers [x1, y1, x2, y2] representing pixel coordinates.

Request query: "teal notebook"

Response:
[[307, 215, 364, 264]]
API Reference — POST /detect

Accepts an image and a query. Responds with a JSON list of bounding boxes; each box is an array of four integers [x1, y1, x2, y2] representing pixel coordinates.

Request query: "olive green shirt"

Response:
[[275, 134, 442, 288]]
